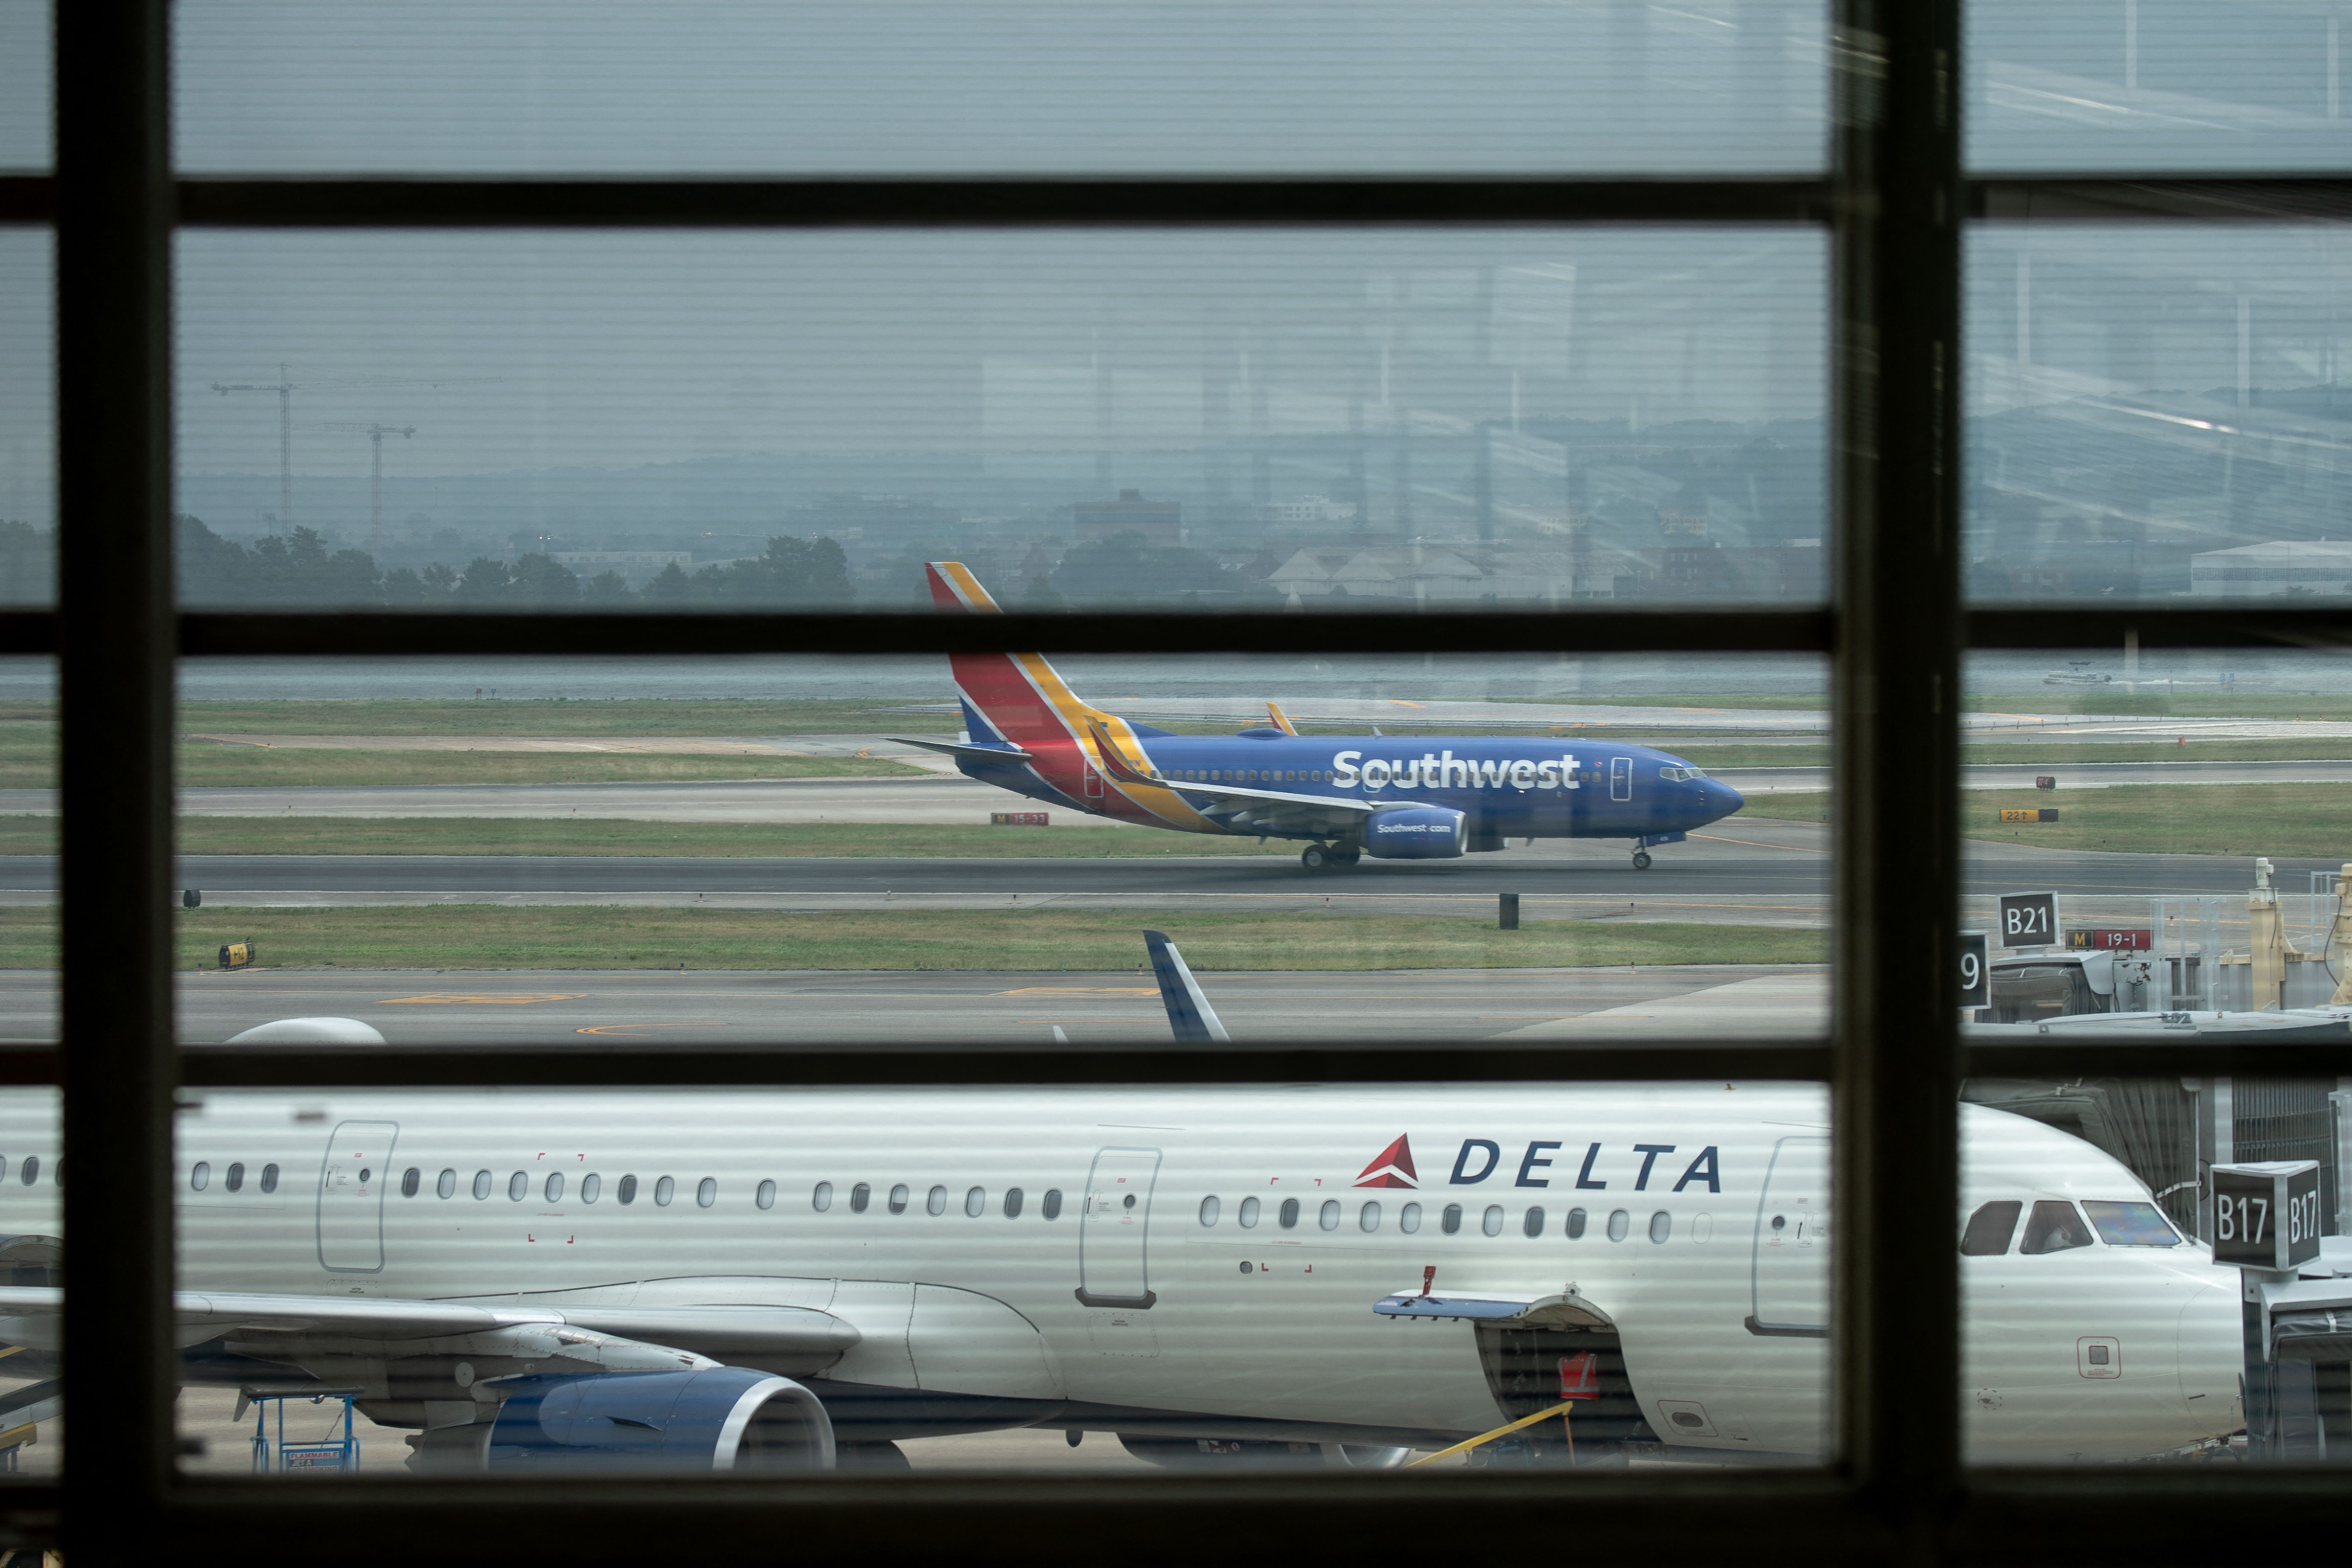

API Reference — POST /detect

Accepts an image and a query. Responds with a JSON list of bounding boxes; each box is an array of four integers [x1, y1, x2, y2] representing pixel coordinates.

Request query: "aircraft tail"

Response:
[[1144, 930, 1230, 1043], [925, 561, 1118, 749], [1264, 701, 1298, 735]]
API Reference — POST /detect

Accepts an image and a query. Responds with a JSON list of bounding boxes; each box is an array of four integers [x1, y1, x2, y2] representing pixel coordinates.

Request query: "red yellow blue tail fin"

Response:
[[1264, 700, 1299, 736], [924, 561, 1113, 750]]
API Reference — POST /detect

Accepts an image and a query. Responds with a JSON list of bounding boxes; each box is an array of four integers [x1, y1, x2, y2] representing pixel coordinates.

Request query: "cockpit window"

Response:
[[1961, 1200, 2022, 1256], [2082, 1200, 2182, 1247], [1658, 766, 1709, 781], [2019, 1199, 2095, 1254]]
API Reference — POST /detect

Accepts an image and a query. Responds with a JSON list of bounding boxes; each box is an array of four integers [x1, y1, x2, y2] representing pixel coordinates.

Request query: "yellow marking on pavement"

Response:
[[380, 992, 586, 1005], [1690, 832, 1829, 854], [1390, 699, 1426, 708], [1017, 1018, 1160, 1025], [575, 1023, 727, 1036], [994, 986, 1157, 996]]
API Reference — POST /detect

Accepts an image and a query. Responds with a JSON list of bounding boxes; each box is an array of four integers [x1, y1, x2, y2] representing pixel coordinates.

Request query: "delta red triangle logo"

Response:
[[1354, 1134, 1418, 1189]]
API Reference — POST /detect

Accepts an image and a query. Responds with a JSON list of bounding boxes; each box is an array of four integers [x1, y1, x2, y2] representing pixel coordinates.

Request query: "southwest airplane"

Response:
[[0, 938, 2241, 1475], [894, 562, 1747, 872]]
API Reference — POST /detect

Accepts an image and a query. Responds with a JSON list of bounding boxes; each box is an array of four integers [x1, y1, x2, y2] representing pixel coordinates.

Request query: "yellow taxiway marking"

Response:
[[1689, 832, 1829, 855], [380, 993, 587, 1005], [993, 986, 1157, 996], [575, 1023, 725, 1036]]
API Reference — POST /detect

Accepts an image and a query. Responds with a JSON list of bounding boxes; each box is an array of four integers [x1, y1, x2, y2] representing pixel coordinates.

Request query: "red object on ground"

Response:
[[1558, 1352, 1602, 1401]]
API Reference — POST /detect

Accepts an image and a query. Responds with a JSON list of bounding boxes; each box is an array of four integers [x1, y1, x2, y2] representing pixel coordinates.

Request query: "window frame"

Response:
[[4, 0, 2346, 1562]]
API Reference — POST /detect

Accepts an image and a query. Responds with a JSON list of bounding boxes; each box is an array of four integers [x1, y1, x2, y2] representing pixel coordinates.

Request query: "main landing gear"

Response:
[[1631, 849, 1653, 871], [1301, 843, 1361, 872]]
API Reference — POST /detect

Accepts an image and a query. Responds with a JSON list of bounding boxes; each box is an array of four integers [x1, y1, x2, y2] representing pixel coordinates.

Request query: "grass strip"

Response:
[[171, 749, 926, 787], [0, 816, 1299, 858], [1741, 784, 2352, 858], [0, 906, 1825, 971]]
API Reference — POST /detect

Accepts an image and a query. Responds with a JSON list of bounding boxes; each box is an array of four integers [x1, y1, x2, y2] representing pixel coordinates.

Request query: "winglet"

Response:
[[1143, 930, 1229, 1043], [1264, 701, 1298, 736], [1085, 717, 1154, 785]]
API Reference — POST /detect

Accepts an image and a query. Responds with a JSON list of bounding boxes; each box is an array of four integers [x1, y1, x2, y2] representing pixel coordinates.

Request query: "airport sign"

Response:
[[2211, 1160, 2322, 1271], [1995, 891, 2060, 950], [1957, 931, 1989, 1008], [2066, 928, 2151, 951], [1998, 807, 2060, 823]]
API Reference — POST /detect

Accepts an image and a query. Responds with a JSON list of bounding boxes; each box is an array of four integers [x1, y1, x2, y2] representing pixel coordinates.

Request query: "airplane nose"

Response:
[[1710, 781, 1745, 815], [2176, 1271, 2244, 1439]]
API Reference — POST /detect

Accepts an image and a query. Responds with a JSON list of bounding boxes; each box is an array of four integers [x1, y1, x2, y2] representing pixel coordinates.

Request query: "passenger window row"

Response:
[[1172, 769, 1328, 784], [812, 1181, 1064, 1219], [391, 1168, 732, 1208], [1197, 1195, 1680, 1243], [186, 1160, 270, 1194]]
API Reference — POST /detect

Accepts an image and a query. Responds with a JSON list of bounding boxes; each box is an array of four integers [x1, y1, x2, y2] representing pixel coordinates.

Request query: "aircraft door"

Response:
[[1749, 1135, 1829, 1336], [1609, 756, 1632, 802], [317, 1120, 399, 1272], [1076, 1146, 1160, 1308]]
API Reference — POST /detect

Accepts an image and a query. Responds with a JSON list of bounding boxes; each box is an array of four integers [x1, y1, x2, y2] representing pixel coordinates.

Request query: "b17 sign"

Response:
[[2211, 1160, 2322, 1271]]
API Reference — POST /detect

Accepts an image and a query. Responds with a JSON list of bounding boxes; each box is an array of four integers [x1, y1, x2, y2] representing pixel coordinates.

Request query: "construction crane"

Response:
[[210, 365, 296, 526], [314, 423, 416, 563]]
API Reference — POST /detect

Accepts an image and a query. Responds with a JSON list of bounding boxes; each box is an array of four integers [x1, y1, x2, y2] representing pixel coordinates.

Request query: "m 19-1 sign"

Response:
[[2211, 1160, 2322, 1271], [1995, 891, 2060, 949]]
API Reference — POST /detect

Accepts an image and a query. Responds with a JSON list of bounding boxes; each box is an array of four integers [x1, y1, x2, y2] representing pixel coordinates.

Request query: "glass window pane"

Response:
[[0, 229, 54, 606], [0, 1089, 57, 1478], [1961, 1082, 2245, 1464], [177, 229, 1827, 612], [1961, 646, 2352, 1029], [0, 0, 50, 171], [1968, 224, 2351, 606], [1970, 0, 2352, 173], [176, 1081, 1828, 1473], [175, 0, 1827, 176], [0, 657, 52, 1044], [167, 651, 1826, 1046]]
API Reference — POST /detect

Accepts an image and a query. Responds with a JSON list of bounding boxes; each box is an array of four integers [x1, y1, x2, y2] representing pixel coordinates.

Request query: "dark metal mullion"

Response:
[[1967, 1043, 2352, 1079], [1969, 606, 2352, 650], [1832, 0, 1966, 1547], [174, 1042, 1831, 1090], [55, 0, 176, 1550]]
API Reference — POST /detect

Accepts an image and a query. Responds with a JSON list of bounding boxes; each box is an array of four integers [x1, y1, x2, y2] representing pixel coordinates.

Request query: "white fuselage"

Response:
[[0, 1087, 2242, 1461]]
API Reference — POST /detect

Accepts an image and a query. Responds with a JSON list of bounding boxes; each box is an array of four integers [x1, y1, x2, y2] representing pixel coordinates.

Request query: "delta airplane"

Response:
[[0, 939, 2241, 1475], [894, 562, 1746, 872]]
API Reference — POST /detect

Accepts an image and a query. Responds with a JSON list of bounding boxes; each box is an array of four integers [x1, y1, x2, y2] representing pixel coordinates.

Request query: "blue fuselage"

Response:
[[960, 730, 1745, 846]]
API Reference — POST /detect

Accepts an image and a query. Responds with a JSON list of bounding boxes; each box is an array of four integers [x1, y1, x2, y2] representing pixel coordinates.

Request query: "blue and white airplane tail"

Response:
[[1143, 930, 1229, 1042]]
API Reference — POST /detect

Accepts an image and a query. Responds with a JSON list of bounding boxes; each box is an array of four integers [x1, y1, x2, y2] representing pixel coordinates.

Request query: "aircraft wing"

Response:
[[0, 1286, 859, 1362], [1372, 1288, 1614, 1329], [1081, 717, 1416, 836]]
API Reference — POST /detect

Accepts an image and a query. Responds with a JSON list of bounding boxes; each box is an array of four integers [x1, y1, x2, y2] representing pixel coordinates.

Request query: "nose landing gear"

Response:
[[1631, 850, 1653, 871]]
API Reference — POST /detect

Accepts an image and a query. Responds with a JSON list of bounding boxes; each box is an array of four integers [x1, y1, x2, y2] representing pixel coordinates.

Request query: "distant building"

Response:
[[1074, 489, 1183, 546], [1253, 495, 1356, 526], [2191, 540, 2352, 596], [1266, 546, 1630, 603]]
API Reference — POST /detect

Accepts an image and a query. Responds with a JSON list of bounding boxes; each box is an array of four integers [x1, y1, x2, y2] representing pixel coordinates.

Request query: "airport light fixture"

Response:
[[7, 0, 2349, 1562]]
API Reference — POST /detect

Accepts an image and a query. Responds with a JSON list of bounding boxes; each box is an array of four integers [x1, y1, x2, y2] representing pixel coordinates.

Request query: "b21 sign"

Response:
[[2211, 1160, 2322, 1271]]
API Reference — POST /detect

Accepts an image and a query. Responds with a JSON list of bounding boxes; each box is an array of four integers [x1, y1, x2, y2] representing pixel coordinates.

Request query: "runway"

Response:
[[0, 963, 1820, 1046], [0, 756, 2347, 822]]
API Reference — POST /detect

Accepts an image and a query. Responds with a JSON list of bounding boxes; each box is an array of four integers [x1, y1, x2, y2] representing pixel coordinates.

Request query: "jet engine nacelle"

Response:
[[486, 1367, 835, 1472], [1363, 807, 1466, 860]]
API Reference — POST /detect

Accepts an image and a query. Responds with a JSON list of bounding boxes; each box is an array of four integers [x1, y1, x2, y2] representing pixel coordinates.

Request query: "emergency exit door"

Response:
[[1749, 1135, 1828, 1336], [1609, 756, 1632, 801], [317, 1121, 398, 1272], [1076, 1147, 1160, 1308]]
